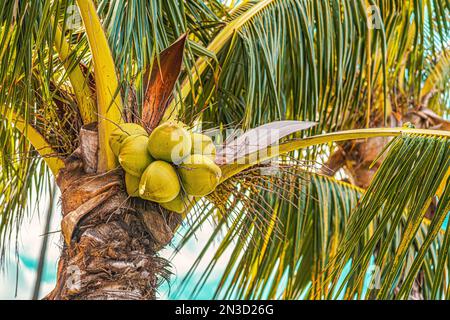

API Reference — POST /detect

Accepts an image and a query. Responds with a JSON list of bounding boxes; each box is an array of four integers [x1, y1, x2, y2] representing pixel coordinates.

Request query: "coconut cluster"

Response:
[[109, 122, 221, 214]]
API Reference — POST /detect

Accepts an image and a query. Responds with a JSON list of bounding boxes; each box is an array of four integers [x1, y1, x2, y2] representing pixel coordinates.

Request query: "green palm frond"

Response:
[[175, 168, 363, 299], [0, 122, 52, 261], [98, 0, 225, 108], [173, 132, 449, 300], [328, 133, 450, 300], [0, 0, 84, 255], [176, 0, 448, 132], [0, 0, 87, 152], [421, 49, 450, 117]]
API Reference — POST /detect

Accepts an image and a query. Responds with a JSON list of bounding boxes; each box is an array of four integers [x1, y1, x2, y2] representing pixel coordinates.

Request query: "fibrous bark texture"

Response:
[[45, 124, 181, 300], [322, 136, 390, 188]]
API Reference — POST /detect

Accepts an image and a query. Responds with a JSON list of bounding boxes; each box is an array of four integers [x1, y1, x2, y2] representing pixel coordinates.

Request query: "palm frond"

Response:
[[97, 0, 225, 110], [173, 131, 449, 300], [220, 127, 450, 181], [328, 133, 450, 299], [53, 22, 97, 124], [172, 0, 449, 134], [0, 121, 52, 262], [0, 0, 84, 258], [76, 0, 124, 171], [174, 169, 362, 299]]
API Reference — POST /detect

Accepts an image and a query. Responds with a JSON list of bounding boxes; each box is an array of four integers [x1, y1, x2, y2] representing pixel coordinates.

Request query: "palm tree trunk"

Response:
[[44, 124, 180, 300]]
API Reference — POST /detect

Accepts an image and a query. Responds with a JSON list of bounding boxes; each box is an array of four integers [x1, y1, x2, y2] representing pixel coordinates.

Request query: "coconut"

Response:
[[191, 133, 216, 159], [139, 161, 181, 203], [109, 123, 148, 156], [160, 192, 193, 214], [125, 172, 140, 197], [118, 135, 153, 176], [178, 154, 221, 197], [147, 122, 192, 164]]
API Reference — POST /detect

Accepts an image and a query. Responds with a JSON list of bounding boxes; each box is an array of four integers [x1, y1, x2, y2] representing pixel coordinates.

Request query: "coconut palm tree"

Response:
[[0, 0, 449, 300]]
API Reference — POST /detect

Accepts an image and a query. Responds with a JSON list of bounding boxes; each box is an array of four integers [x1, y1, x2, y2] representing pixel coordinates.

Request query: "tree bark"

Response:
[[45, 125, 181, 300], [322, 137, 389, 188]]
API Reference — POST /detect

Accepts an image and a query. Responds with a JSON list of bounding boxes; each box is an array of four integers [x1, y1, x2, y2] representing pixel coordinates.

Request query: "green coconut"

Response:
[[118, 135, 153, 176], [178, 154, 222, 197], [109, 123, 148, 156], [125, 172, 140, 197], [147, 122, 192, 164], [139, 161, 181, 203], [191, 133, 216, 159], [160, 192, 193, 214]]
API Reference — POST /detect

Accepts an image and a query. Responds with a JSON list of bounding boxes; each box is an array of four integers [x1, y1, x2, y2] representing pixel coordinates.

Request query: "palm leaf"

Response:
[[174, 170, 363, 299], [76, 0, 124, 171], [98, 0, 224, 111], [328, 134, 450, 299], [0, 0, 83, 258], [172, 131, 449, 299], [220, 127, 450, 182], [53, 22, 96, 124], [168, 0, 449, 134]]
